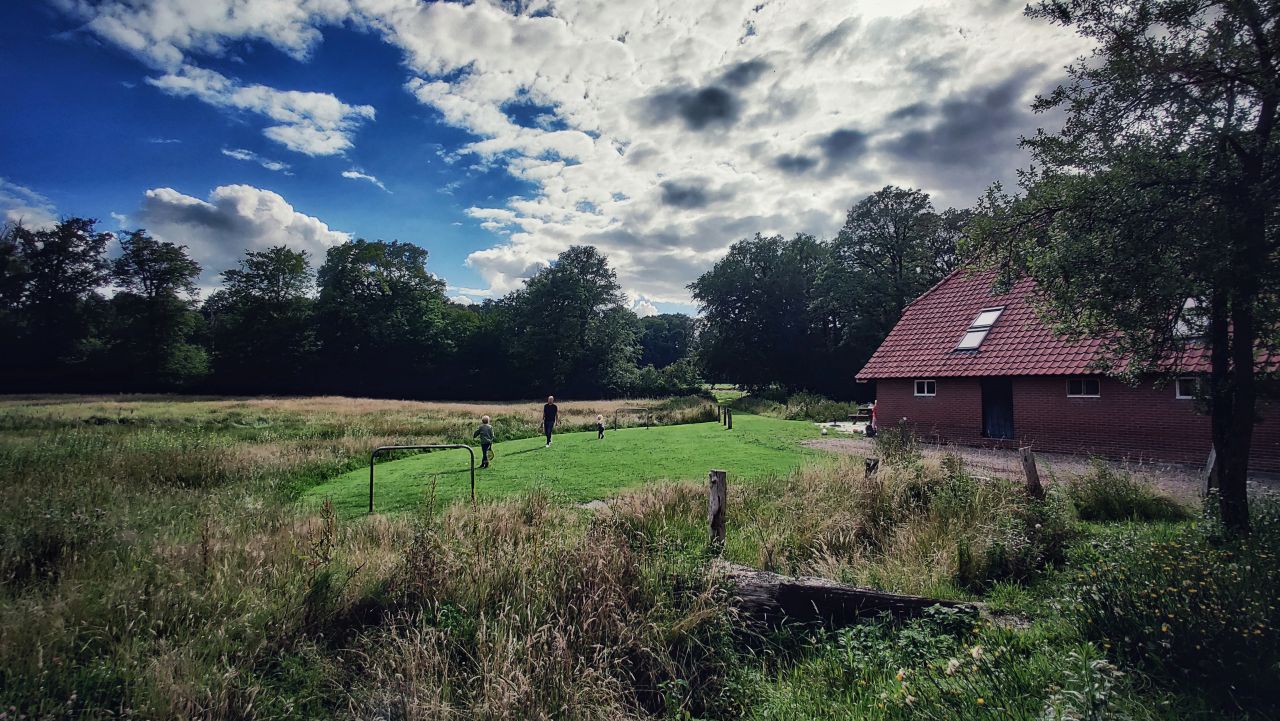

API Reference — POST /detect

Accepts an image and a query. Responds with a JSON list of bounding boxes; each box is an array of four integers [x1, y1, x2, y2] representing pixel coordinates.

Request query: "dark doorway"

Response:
[[982, 378, 1015, 439]]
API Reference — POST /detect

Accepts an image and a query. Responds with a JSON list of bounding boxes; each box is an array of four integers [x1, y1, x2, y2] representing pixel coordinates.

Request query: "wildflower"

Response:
[[896, 668, 906, 682], [945, 658, 961, 676], [970, 645, 985, 660], [977, 697, 985, 705]]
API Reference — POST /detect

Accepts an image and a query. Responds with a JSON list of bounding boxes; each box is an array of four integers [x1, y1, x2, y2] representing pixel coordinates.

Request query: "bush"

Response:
[[874, 419, 920, 465], [1067, 461, 1191, 522], [1064, 497, 1280, 714]]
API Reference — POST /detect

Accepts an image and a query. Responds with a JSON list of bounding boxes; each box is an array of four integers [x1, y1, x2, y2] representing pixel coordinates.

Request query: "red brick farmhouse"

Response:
[[856, 269, 1280, 471]]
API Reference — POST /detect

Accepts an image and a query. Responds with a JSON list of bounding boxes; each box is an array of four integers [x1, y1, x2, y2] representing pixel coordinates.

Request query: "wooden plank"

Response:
[[1203, 445, 1218, 496], [1019, 446, 1044, 499], [708, 469, 727, 547], [716, 561, 977, 627]]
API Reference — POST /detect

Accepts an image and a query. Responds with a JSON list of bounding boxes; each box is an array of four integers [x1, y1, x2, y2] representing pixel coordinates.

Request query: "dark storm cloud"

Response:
[[818, 128, 868, 164], [887, 102, 931, 121], [659, 179, 712, 208], [774, 153, 819, 174], [658, 177, 734, 209], [772, 127, 867, 176], [720, 58, 772, 88], [880, 67, 1043, 166], [644, 84, 742, 130]]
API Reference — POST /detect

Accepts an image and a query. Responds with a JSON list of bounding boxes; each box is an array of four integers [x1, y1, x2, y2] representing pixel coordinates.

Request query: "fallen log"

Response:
[[715, 561, 978, 627]]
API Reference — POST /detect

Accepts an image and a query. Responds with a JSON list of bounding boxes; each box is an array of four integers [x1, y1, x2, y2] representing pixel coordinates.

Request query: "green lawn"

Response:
[[306, 413, 827, 516]]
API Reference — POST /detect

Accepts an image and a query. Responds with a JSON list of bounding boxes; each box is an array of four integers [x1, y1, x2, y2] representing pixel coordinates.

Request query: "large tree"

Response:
[[690, 233, 832, 393], [314, 239, 450, 396], [966, 0, 1280, 532], [0, 219, 111, 385], [108, 230, 207, 388], [816, 186, 966, 371], [638, 313, 697, 369], [205, 246, 316, 392], [506, 245, 639, 396]]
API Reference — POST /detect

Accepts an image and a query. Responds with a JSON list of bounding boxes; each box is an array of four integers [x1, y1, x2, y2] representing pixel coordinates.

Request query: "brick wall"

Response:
[[875, 376, 1280, 471]]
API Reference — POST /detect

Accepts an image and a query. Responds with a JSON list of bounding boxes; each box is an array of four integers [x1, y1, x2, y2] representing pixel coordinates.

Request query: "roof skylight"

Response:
[[955, 306, 1004, 350]]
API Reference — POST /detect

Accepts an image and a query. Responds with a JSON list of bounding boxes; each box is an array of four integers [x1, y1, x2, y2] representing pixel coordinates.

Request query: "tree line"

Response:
[[0, 226, 700, 399], [0, 184, 956, 402]]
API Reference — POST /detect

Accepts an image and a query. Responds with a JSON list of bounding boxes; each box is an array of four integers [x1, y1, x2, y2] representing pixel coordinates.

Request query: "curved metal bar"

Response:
[[369, 444, 475, 513]]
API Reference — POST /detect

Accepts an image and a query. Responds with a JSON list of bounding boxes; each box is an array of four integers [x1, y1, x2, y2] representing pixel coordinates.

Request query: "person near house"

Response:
[[596, 413, 606, 440], [543, 396, 558, 447], [474, 415, 495, 468]]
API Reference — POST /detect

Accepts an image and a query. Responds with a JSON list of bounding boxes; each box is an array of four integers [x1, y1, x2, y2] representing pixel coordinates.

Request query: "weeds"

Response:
[[1067, 461, 1191, 522]]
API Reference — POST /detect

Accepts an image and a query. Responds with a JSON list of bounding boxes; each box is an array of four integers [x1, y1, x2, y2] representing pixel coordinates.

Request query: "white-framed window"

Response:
[[1175, 376, 1202, 400], [1067, 378, 1101, 397], [914, 379, 936, 396], [955, 306, 1005, 350]]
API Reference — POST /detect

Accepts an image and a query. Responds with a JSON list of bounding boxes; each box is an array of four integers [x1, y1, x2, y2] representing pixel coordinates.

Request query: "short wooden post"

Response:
[[727, 408, 733, 430], [1019, 446, 1044, 499], [864, 457, 879, 479], [708, 469, 727, 547], [1203, 445, 1218, 496]]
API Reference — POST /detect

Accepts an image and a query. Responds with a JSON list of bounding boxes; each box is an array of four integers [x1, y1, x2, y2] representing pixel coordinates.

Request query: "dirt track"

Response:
[[805, 435, 1280, 504]]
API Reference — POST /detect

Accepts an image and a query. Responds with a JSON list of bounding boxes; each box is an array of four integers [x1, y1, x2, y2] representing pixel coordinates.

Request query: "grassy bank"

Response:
[[2, 395, 1275, 719]]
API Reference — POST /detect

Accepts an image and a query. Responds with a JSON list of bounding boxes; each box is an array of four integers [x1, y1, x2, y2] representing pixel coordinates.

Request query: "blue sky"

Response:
[[0, 0, 1091, 314]]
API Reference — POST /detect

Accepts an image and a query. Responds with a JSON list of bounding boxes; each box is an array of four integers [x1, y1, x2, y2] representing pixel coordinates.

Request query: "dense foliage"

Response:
[[0, 227, 701, 399], [690, 186, 964, 397], [965, 0, 1280, 532]]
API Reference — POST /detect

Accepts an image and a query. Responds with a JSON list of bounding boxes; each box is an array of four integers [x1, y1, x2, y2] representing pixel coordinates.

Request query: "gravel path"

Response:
[[805, 436, 1280, 503]]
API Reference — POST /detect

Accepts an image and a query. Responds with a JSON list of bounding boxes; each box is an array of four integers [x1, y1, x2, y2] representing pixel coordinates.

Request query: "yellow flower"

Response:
[[1161, 623, 1170, 633], [896, 669, 906, 682], [977, 698, 985, 706]]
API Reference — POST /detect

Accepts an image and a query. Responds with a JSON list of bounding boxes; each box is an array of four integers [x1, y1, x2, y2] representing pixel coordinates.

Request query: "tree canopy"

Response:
[[965, 0, 1280, 532]]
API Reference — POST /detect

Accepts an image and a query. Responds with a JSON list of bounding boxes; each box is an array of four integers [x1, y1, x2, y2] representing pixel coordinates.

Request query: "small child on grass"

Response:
[[474, 415, 495, 468], [596, 414, 605, 439]]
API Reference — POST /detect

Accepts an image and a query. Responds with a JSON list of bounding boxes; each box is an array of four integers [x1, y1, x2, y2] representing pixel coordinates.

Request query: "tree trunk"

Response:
[[715, 561, 977, 627]]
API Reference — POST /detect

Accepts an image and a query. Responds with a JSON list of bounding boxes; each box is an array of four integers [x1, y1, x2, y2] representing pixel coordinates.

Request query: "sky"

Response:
[[0, 0, 1093, 314]]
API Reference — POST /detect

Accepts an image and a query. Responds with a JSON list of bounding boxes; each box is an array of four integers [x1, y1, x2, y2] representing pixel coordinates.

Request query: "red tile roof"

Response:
[[856, 268, 1107, 380]]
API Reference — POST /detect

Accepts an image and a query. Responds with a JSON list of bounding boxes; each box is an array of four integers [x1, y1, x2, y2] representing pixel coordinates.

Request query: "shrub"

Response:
[[1067, 461, 1191, 522], [874, 419, 920, 465], [1064, 497, 1280, 714]]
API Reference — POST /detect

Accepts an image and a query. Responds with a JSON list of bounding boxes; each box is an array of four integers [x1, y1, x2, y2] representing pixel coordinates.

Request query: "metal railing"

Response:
[[612, 406, 653, 429], [369, 444, 475, 513]]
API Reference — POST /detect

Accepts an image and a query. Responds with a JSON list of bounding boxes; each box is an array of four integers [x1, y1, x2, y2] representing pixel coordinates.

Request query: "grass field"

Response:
[[308, 414, 824, 515], [3, 394, 1278, 719]]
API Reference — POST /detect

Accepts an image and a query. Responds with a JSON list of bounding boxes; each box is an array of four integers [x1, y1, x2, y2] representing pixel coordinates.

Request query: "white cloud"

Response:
[[449, 294, 476, 305], [56, 0, 1096, 304], [633, 298, 659, 318], [133, 184, 350, 292], [0, 179, 58, 229], [341, 169, 389, 192], [148, 65, 374, 156], [222, 147, 292, 173]]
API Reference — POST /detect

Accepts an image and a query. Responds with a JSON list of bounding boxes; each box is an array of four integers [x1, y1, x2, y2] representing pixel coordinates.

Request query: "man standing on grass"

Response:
[[543, 395, 558, 447], [474, 414, 495, 468]]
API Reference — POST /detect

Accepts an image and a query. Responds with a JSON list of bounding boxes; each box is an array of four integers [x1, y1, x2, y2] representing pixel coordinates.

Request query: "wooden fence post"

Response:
[[708, 469, 727, 547], [1203, 445, 1218, 496], [1019, 447, 1044, 499], [727, 408, 733, 430], [864, 457, 879, 479]]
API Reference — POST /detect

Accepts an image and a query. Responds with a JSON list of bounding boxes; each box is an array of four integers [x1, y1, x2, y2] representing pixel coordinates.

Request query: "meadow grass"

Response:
[[1, 395, 1274, 719]]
